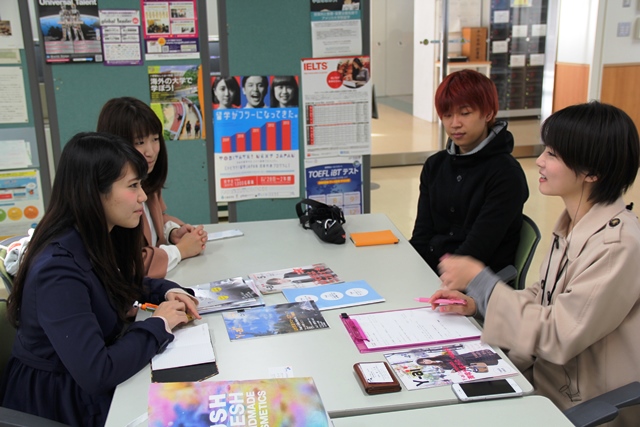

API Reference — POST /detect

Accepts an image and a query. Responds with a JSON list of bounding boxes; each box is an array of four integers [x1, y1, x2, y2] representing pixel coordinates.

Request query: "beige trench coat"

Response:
[[482, 199, 640, 426]]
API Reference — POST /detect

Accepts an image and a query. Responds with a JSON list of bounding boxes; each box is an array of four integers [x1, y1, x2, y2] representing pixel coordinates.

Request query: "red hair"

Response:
[[435, 70, 499, 126]]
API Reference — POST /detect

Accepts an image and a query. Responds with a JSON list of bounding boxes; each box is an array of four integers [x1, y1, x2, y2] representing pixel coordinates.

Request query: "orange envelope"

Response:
[[350, 230, 399, 247]]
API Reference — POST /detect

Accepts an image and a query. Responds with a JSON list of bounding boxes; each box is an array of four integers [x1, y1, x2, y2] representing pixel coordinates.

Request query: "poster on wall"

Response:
[[98, 9, 142, 66], [305, 156, 363, 215], [310, 0, 362, 58], [0, 67, 28, 124], [38, 0, 103, 63], [212, 75, 300, 202], [141, 0, 199, 60], [301, 56, 371, 158], [0, 169, 44, 238], [148, 64, 203, 140], [0, 0, 24, 50]]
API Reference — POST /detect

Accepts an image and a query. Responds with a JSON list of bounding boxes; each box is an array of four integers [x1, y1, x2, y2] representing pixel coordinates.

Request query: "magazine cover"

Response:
[[250, 263, 342, 295], [148, 377, 330, 427], [384, 340, 518, 391], [282, 280, 384, 311], [192, 277, 264, 314], [222, 301, 329, 340]]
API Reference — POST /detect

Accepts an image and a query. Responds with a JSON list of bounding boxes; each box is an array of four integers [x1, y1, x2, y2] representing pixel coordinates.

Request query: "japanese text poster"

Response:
[[98, 9, 142, 66], [212, 75, 300, 202], [148, 64, 203, 140], [301, 56, 371, 158], [38, 0, 103, 63], [305, 156, 363, 215], [310, 0, 362, 57], [141, 0, 199, 60], [0, 170, 44, 238]]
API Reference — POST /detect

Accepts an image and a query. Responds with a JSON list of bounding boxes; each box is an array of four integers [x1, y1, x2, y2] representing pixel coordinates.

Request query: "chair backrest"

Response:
[[0, 298, 16, 381], [1, 247, 14, 294], [1, 235, 27, 295], [514, 215, 542, 290]]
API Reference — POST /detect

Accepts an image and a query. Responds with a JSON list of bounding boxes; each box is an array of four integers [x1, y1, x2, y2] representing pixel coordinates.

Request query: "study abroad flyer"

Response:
[[301, 56, 371, 158], [140, 0, 199, 60], [38, 0, 103, 63], [305, 156, 363, 215], [212, 75, 300, 202], [148, 64, 203, 141]]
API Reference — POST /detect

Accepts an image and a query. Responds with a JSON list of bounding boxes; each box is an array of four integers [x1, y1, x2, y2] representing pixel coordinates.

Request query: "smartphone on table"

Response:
[[452, 378, 523, 402]]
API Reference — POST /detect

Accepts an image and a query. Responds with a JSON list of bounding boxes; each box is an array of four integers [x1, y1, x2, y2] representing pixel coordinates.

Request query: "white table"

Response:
[[331, 395, 573, 426], [105, 214, 533, 426]]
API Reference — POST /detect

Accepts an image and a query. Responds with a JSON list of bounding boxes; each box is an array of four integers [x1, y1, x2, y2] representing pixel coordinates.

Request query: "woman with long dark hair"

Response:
[[0, 133, 200, 426], [97, 97, 207, 278]]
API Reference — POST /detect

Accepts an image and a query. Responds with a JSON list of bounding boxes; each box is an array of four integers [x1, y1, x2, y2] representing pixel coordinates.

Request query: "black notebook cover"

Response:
[[152, 361, 218, 383]]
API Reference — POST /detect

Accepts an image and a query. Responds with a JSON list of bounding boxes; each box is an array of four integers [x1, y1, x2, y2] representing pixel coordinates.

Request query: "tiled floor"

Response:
[[370, 98, 640, 289]]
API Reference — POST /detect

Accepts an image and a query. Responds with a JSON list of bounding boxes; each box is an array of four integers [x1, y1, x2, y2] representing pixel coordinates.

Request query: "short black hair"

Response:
[[541, 101, 639, 205]]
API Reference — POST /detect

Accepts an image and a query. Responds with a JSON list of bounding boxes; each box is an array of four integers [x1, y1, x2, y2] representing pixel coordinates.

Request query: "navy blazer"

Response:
[[0, 228, 187, 426]]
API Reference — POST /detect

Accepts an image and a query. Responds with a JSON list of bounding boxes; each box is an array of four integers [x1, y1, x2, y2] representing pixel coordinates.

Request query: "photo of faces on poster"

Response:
[[211, 75, 299, 110]]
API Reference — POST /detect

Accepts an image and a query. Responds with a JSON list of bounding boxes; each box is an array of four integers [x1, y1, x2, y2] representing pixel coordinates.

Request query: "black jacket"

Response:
[[410, 121, 529, 275]]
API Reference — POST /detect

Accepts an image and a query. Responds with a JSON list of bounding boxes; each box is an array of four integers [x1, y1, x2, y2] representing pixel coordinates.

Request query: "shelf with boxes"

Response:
[[489, 0, 549, 117]]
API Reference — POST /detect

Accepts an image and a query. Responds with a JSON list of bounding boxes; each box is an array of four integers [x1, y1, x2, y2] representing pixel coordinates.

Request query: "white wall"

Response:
[[556, 0, 598, 64], [207, 0, 219, 38], [413, 0, 438, 121], [371, 0, 414, 97], [601, 0, 640, 64]]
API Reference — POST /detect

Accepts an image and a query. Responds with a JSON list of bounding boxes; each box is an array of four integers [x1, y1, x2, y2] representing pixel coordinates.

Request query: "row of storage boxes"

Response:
[[498, 95, 543, 110]]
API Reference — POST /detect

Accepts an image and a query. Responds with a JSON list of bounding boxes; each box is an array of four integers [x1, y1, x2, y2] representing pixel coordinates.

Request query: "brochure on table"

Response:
[[191, 277, 264, 314], [148, 377, 330, 426], [250, 263, 342, 295], [283, 280, 385, 311], [384, 340, 519, 391], [222, 301, 329, 341]]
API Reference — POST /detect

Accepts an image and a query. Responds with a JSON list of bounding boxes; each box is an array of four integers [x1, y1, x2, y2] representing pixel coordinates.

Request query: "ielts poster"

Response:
[[301, 56, 371, 158]]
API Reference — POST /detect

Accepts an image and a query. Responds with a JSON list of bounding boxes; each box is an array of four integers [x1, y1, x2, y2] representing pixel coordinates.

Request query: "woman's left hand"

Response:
[[171, 224, 207, 244], [167, 291, 202, 320], [438, 255, 485, 292]]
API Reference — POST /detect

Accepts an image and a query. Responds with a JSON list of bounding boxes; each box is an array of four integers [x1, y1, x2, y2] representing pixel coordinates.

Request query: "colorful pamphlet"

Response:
[[148, 377, 330, 426], [222, 301, 329, 340], [282, 280, 385, 311], [191, 277, 264, 314], [384, 340, 518, 391], [249, 263, 342, 294]]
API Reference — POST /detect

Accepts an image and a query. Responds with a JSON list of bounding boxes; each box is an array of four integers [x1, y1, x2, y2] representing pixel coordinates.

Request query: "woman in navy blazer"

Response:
[[0, 132, 200, 426]]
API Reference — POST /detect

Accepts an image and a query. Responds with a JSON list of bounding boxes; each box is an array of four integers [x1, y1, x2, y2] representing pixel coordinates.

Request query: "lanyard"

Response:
[[540, 235, 569, 305]]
